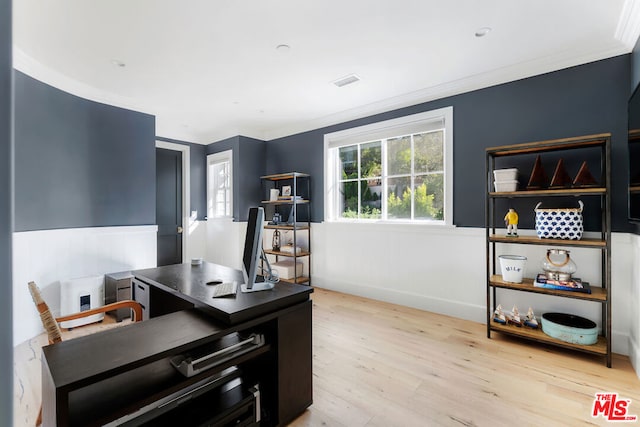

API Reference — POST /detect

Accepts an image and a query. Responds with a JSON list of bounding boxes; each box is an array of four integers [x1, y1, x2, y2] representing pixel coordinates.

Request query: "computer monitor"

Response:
[[241, 207, 276, 293]]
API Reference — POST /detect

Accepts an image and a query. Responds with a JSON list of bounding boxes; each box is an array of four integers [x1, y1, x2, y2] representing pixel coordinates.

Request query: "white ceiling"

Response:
[[12, 0, 640, 144]]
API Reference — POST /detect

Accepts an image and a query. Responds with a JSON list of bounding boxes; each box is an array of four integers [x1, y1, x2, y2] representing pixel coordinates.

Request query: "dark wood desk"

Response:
[[132, 262, 312, 324], [42, 262, 313, 426]]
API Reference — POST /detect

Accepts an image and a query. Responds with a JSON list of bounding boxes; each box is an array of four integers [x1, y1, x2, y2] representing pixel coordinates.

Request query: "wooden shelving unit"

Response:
[[261, 172, 311, 285], [485, 133, 611, 367], [489, 322, 608, 355], [489, 235, 606, 248]]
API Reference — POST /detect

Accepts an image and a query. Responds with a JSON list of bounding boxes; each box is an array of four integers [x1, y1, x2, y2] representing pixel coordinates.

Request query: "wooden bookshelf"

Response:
[[489, 187, 606, 198], [489, 275, 607, 302], [485, 133, 611, 367], [264, 224, 310, 231], [489, 234, 606, 248], [489, 322, 607, 355], [264, 249, 311, 258]]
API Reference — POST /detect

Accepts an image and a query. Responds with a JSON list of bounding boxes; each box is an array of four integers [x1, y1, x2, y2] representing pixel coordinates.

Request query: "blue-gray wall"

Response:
[[14, 72, 156, 231], [156, 137, 207, 221], [265, 55, 631, 231], [206, 136, 266, 221], [0, 0, 12, 422]]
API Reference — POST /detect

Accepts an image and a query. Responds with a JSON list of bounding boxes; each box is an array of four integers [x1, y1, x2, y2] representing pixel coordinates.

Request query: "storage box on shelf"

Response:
[[493, 168, 519, 192], [485, 133, 611, 367], [261, 172, 311, 285]]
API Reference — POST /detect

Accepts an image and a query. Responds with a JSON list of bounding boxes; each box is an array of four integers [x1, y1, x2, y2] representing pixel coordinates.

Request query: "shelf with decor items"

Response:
[[260, 172, 311, 285], [485, 133, 611, 367]]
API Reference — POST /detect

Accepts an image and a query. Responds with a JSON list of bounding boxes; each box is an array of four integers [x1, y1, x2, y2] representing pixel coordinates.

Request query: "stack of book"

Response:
[[533, 273, 591, 294]]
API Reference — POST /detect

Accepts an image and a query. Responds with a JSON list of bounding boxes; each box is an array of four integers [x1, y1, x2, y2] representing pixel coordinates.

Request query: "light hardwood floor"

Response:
[[14, 288, 640, 426]]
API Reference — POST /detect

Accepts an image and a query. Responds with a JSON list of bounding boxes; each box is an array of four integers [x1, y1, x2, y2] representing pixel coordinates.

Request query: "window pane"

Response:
[[339, 145, 358, 179], [387, 176, 411, 219], [360, 141, 381, 179], [414, 174, 444, 220], [210, 160, 231, 218], [215, 201, 225, 217], [339, 181, 359, 218], [387, 136, 411, 175], [360, 179, 382, 219], [414, 131, 443, 174]]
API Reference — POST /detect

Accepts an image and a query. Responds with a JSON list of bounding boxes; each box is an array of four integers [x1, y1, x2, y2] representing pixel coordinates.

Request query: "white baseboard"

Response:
[[630, 334, 640, 379], [313, 275, 486, 324]]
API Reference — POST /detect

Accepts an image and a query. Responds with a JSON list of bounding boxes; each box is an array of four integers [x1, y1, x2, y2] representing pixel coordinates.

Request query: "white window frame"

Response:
[[324, 107, 453, 225], [207, 150, 233, 219]]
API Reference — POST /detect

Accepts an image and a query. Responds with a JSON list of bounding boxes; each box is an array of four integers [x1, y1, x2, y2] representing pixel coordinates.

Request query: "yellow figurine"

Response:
[[504, 208, 518, 237]]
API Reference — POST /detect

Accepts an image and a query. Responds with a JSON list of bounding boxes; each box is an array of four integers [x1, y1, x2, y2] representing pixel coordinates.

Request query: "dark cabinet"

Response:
[[42, 291, 313, 425], [105, 271, 133, 322]]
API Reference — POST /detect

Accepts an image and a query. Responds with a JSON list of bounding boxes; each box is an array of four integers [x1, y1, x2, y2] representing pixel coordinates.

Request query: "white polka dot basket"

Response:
[[534, 200, 584, 240]]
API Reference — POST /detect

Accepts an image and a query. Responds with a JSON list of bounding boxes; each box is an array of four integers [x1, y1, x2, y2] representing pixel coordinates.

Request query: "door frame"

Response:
[[156, 140, 190, 263]]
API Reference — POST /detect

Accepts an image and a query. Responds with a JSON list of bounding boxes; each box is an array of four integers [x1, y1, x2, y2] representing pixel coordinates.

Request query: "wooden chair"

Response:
[[27, 281, 143, 426]]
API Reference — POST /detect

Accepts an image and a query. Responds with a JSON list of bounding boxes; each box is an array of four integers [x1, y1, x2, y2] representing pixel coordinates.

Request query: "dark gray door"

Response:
[[156, 148, 183, 266]]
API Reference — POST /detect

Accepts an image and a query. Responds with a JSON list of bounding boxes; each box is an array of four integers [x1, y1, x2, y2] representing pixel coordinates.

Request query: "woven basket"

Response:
[[534, 200, 584, 240]]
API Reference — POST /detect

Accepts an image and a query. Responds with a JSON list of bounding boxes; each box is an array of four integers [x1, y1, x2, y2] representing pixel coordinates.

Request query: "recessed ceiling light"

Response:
[[332, 74, 361, 87], [475, 27, 492, 37], [276, 44, 291, 52], [111, 59, 126, 67]]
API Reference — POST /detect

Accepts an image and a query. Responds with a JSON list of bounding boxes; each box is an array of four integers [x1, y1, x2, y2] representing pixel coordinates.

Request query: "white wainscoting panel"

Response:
[[311, 223, 634, 357], [12, 225, 157, 346], [206, 219, 244, 271], [186, 219, 207, 262]]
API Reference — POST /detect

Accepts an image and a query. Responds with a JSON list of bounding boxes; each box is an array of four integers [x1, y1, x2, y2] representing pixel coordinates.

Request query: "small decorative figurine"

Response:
[[507, 305, 523, 327], [527, 155, 548, 189], [504, 208, 519, 237], [524, 307, 538, 329], [272, 229, 281, 251], [549, 159, 572, 189], [493, 304, 506, 324], [572, 161, 598, 188]]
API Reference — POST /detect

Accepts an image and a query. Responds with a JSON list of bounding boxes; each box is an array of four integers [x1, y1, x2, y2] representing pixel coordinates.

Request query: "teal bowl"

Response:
[[541, 312, 598, 345]]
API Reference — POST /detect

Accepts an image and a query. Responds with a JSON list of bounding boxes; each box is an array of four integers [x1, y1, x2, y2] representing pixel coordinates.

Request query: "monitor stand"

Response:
[[240, 281, 275, 293]]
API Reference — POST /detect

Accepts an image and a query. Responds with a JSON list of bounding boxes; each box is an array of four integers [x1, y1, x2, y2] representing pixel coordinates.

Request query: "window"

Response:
[[324, 107, 453, 224], [207, 150, 233, 219]]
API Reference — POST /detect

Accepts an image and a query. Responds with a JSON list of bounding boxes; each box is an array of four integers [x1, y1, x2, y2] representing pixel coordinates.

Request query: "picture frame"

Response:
[[282, 185, 292, 197]]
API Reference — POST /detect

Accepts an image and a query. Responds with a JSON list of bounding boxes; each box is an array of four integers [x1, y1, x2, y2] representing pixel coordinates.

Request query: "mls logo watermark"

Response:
[[592, 392, 637, 422]]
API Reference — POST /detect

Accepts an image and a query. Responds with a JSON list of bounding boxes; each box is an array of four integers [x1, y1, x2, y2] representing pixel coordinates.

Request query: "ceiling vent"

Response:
[[333, 74, 361, 87]]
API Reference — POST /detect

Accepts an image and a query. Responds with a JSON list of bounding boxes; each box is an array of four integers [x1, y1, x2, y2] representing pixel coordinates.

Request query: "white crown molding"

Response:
[[13, 47, 211, 145], [260, 45, 629, 141], [616, 0, 640, 50], [12, 43, 630, 146], [13, 47, 155, 116]]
